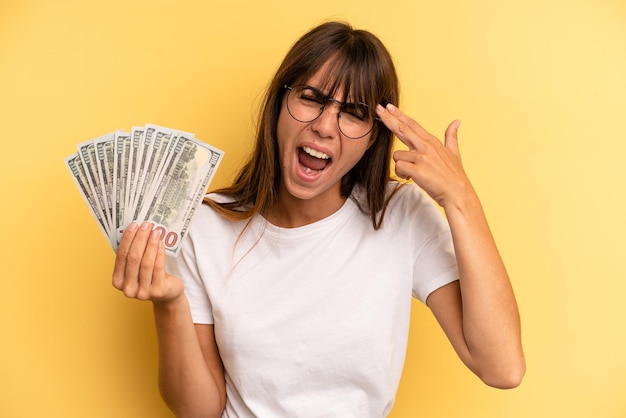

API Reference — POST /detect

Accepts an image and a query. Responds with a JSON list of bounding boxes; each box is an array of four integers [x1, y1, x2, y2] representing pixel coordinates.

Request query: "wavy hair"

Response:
[[206, 21, 400, 229]]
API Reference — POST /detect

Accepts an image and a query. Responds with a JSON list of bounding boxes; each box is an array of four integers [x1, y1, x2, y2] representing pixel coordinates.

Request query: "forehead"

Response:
[[303, 80, 346, 101], [297, 59, 356, 101], [302, 65, 343, 94]]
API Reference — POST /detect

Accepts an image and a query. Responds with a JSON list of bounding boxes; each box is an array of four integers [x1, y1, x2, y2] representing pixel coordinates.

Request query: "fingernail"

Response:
[[127, 222, 138, 232], [140, 221, 151, 230], [151, 228, 162, 239], [376, 104, 386, 113], [387, 103, 397, 113]]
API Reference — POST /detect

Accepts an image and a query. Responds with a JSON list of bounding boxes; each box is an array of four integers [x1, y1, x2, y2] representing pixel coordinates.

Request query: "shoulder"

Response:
[[204, 192, 238, 206], [352, 181, 433, 208], [349, 181, 445, 233], [387, 181, 432, 206], [380, 181, 448, 232], [187, 194, 245, 242], [379, 181, 440, 218]]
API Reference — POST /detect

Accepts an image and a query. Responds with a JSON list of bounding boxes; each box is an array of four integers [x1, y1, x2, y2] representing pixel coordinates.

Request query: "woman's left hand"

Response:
[[376, 103, 471, 208], [377, 104, 526, 388]]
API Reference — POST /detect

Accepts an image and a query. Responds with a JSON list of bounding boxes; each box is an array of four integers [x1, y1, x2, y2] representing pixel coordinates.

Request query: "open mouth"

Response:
[[298, 146, 331, 174]]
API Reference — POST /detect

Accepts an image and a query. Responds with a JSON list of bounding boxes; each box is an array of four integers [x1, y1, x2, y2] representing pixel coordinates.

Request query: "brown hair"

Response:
[[206, 21, 400, 229]]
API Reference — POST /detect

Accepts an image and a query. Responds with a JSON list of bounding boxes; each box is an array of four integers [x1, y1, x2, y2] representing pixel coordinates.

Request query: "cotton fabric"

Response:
[[167, 182, 459, 417]]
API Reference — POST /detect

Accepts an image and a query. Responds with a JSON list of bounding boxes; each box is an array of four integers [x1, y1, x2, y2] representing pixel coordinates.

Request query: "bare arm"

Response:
[[376, 104, 525, 388], [153, 301, 226, 417], [427, 191, 525, 388], [112, 221, 226, 417]]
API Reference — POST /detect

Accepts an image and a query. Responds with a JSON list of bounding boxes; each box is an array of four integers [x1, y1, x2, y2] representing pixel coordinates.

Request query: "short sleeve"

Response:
[[385, 183, 459, 303], [411, 229, 459, 303]]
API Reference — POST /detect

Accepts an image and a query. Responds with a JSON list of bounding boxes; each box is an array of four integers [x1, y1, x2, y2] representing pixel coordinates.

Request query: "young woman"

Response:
[[112, 21, 525, 418]]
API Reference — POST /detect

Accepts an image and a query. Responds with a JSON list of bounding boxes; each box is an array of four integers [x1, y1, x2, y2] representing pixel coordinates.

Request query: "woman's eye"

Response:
[[299, 91, 325, 104], [301, 95, 323, 104], [342, 104, 368, 121]]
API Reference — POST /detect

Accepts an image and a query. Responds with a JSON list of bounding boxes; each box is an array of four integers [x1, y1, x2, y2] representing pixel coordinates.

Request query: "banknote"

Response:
[[65, 124, 224, 256], [94, 133, 116, 238], [65, 153, 111, 242], [77, 137, 113, 240], [124, 126, 144, 227], [113, 131, 131, 238], [134, 133, 223, 255]]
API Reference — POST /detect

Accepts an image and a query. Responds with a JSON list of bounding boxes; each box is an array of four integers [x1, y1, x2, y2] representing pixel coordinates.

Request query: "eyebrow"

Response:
[[303, 85, 370, 107]]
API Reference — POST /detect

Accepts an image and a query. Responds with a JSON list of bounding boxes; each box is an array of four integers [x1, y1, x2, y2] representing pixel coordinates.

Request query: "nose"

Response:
[[310, 100, 341, 138]]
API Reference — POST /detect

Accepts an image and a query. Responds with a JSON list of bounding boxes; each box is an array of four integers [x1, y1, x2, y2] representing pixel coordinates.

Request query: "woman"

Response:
[[112, 21, 525, 417]]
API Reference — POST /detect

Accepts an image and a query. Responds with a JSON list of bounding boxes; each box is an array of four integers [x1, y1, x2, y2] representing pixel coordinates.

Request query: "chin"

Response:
[[283, 181, 323, 201]]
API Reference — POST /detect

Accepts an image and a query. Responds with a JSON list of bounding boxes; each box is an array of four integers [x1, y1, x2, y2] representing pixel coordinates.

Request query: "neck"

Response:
[[263, 183, 346, 228]]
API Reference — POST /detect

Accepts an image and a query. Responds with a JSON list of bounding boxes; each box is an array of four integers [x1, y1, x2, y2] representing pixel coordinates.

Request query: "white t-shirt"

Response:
[[167, 182, 459, 417]]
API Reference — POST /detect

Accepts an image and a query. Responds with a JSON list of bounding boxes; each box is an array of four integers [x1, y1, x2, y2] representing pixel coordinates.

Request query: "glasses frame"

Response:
[[284, 84, 379, 139]]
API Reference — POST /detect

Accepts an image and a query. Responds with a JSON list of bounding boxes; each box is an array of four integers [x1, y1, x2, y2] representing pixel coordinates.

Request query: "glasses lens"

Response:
[[287, 86, 325, 123], [286, 85, 375, 139], [338, 103, 374, 139]]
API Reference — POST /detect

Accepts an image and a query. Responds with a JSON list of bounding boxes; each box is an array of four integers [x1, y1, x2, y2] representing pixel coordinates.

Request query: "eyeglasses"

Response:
[[284, 85, 378, 139]]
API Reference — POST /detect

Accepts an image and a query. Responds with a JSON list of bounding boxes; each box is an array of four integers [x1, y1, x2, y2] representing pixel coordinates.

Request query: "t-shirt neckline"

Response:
[[258, 197, 360, 241]]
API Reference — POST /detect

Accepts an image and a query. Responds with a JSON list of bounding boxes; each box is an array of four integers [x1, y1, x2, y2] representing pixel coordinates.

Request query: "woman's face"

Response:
[[275, 67, 375, 207]]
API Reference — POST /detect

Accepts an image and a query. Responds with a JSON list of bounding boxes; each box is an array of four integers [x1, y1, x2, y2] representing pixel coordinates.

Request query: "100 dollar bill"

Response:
[[65, 124, 224, 257], [125, 133, 223, 256]]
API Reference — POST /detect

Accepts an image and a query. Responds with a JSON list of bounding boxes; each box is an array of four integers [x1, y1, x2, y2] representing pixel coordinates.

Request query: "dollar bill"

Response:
[[94, 133, 116, 241], [77, 137, 113, 238], [113, 131, 131, 249], [65, 124, 224, 256], [65, 153, 112, 243], [134, 133, 223, 256], [124, 126, 144, 228]]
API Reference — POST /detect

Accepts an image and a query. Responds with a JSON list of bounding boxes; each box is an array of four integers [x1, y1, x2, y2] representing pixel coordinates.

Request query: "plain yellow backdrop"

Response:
[[1, 0, 625, 417]]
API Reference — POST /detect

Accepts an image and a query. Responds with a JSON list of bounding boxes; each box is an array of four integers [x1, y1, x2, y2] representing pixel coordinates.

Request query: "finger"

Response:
[[393, 150, 420, 181], [393, 149, 419, 165], [136, 227, 163, 300], [444, 119, 461, 158], [112, 222, 139, 290], [394, 160, 413, 181], [150, 240, 170, 301], [121, 221, 153, 297], [376, 103, 433, 151]]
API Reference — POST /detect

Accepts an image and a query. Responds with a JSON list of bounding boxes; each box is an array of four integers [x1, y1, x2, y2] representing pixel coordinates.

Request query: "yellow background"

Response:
[[1, 0, 625, 417]]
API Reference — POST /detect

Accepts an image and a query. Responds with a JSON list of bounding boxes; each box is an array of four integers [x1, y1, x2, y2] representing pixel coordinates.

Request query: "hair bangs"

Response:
[[303, 50, 382, 113]]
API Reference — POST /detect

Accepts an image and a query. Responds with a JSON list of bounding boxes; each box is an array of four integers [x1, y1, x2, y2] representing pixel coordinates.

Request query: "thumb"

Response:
[[444, 119, 461, 157]]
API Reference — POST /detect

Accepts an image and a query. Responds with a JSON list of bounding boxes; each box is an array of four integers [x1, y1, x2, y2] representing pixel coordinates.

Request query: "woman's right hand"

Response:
[[112, 221, 184, 303]]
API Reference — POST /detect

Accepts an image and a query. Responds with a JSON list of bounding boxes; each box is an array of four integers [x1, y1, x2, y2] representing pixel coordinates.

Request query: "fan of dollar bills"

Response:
[[65, 124, 224, 256]]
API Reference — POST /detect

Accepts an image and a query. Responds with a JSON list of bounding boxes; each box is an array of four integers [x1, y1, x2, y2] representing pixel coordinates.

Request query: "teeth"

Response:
[[302, 146, 330, 160]]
